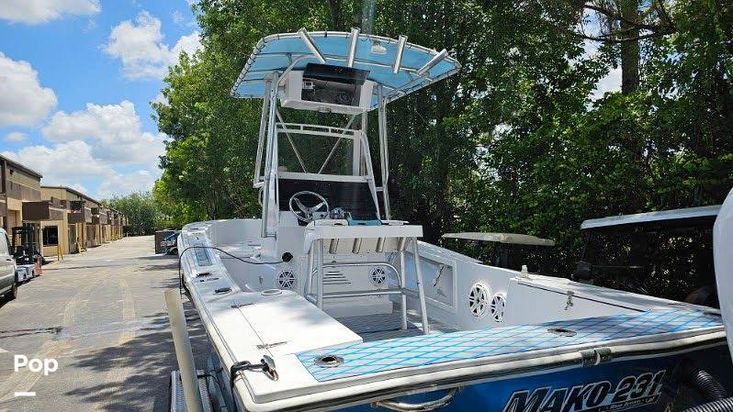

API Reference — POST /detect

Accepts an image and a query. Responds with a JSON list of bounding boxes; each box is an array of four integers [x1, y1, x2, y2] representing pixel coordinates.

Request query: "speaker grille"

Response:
[[277, 270, 297, 289]]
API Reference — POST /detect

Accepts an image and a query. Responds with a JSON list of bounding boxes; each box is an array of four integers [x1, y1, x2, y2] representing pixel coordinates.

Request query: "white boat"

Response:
[[175, 29, 732, 412]]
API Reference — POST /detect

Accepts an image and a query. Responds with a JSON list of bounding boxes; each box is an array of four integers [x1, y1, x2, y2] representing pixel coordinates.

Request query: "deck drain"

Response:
[[547, 327, 577, 337], [314, 355, 344, 368], [214, 287, 231, 294], [262, 289, 282, 296], [199, 277, 220, 282]]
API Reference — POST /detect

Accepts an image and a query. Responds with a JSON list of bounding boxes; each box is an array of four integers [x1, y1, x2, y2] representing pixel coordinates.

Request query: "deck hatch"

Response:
[[296, 309, 723, 382], [191, 239, 213, 267]]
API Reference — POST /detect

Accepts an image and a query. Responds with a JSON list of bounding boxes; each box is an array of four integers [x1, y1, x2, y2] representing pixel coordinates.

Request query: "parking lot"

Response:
[[0, 236, 208, 411]]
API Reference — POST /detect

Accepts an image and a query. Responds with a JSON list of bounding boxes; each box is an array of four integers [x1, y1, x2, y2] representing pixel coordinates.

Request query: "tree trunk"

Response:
[[714, 0, 733, 57], [361, 0, 376, 34], [619, 0, 640, 94], [326, 0, 343, 30]]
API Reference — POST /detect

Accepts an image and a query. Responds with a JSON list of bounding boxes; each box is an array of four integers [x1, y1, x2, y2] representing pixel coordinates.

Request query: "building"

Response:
[[41, 187, 126, 251], [1, 155, 43, 231], [40, 186, 91, 255], [109, 209, 125, 240], [0, 155, 53, 255], [2, 154, 127, 259]]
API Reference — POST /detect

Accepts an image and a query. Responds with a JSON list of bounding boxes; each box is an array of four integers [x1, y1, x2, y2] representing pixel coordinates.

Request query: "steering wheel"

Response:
[[288, 191, 330, 223]]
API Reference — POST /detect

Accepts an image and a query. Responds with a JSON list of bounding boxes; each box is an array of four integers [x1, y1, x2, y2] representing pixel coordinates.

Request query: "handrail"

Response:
[[372, 388, 459, 411], [277, 122, 359, 138]]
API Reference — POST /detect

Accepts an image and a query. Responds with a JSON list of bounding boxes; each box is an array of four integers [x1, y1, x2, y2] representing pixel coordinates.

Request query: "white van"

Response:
[[0, 228, 17, 302]]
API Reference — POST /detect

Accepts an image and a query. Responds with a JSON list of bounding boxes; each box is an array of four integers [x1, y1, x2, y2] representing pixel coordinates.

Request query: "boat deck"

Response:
[[298, 309, 723, 382], [337, 311, 458, 342]]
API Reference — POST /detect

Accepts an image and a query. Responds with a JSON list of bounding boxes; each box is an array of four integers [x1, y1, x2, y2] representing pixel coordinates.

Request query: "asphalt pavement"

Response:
[[0, 236, 209, 411]]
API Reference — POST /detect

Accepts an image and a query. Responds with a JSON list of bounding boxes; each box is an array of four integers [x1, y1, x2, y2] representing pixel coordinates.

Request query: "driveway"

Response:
[[0, 235, 209, 411]]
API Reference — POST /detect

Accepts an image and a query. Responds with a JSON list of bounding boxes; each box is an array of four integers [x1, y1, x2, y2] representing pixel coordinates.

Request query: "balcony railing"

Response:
[[22, 201, 65, 221]]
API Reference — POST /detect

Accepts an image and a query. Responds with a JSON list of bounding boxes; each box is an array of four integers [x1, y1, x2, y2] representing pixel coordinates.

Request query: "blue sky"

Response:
[[0, 0, 201, 199]]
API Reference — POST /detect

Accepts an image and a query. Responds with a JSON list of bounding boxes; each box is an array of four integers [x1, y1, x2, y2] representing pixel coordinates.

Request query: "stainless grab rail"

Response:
[[372, 388, 459, 411]]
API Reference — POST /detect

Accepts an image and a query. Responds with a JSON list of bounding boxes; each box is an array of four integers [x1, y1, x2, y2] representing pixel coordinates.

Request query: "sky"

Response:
[[0, 1, 621, 200], [0, 0, 202, 199]]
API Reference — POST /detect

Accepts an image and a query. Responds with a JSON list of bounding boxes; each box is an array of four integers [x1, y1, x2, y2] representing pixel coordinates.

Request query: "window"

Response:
[[43, 226, 59, 246]]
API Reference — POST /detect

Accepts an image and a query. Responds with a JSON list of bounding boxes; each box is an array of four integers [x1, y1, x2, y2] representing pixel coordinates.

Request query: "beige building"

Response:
[[40, 186, 91, 255], [1, 155, 43, 234], [41, 187, 127, 252], [0, 155, 54, 255], [2, 155, 127, 260]]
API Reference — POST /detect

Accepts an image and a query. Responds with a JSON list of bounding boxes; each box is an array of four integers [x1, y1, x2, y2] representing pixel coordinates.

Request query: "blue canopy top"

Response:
[[231, 29, 460, 109]]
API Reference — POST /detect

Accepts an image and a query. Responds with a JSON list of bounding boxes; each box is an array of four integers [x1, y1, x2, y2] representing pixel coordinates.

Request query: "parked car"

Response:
[[0, 228, 18, 302], [161, 231, 180, 255]]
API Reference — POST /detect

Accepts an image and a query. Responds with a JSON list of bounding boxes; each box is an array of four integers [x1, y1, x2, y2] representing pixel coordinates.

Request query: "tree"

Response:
[[571, 0, 676, 93], [104, 192, 162, 236], [153, 0, 732, 298]]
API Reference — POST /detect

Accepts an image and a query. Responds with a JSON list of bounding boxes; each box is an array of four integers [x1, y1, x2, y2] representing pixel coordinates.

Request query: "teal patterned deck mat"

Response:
[[297, 309, 722, 381]]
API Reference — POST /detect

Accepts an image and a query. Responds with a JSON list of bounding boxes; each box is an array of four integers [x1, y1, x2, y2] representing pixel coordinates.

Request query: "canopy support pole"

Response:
[[253, 80, 271, 187], [261, 73, 279, 238], [359, 112, 382, 220], [378, 86, 391, 220], [352, 114, 363, 176]]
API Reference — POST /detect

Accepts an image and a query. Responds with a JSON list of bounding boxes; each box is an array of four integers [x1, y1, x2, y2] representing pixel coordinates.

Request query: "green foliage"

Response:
[[104, 192, 162, 236], [153, 0, 732, 298]]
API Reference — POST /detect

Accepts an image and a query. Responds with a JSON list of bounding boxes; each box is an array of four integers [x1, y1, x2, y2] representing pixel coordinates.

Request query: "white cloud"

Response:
[[171, 10, 185, 26], [592, 66, 622, 100], [42, 100, 165, 164], [0, 52, 57, 127], [0, 0, 99, 24], [152, 92, 168, 105], [4, 132, 27, 142], [69, 183, 88, 194], [97, 169, 158, 198], [2, 95, 163, 198], [2, 100, 167, 198], [1, 141, 161, 199], [2, 141, 108, 178], [581, 40, 621, 100], [103, 11, 202, 79], [172, 32, 202, 57]]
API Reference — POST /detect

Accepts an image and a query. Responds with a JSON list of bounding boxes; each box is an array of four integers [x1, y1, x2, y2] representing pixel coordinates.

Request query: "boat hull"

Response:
[[342, 345, 732, 412]]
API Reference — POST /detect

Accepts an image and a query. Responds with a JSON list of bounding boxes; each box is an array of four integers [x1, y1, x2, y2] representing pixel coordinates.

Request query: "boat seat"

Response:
[[302, 219, 431, 334], [303, 219, 410, 255]]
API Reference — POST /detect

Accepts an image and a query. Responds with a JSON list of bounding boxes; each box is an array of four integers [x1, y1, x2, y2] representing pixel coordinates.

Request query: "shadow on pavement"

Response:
[[64, 297, 210, 411]]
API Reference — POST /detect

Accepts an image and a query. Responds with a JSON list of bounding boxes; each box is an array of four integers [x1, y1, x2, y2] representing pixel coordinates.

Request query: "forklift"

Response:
[[11, 224, 43, 282]]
